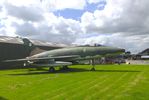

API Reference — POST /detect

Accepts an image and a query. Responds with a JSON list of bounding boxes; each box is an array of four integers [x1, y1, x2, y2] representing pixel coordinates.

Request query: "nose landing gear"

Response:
[[90, 59, 96, 71]]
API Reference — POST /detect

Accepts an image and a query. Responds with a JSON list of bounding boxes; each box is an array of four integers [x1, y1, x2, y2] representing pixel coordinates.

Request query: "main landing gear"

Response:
[[60, 65, 69, 70], [49, 67, 55, 72], [48, 66, 69, 72]]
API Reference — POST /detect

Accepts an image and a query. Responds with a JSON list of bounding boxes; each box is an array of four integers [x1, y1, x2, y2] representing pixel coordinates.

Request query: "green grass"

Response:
[[0, 65, 149, 100]]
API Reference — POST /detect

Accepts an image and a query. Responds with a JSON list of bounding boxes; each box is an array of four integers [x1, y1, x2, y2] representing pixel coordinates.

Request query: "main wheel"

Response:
[[49, 67, 55, 72], [63, 65, 69, 70]]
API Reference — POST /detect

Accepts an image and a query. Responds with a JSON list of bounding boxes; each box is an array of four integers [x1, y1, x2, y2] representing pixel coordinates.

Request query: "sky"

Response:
[[0, 0, 149, 53]]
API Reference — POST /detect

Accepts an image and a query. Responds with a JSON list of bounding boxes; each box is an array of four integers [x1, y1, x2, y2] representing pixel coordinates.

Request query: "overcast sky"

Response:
[[0, 0, 149, 53]]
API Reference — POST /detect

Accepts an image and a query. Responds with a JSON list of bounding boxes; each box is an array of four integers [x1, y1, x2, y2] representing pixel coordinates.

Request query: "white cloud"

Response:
[[0, 0, 149, 53], [77, 0, 149, 53], [4, 0, 40, 7], [0, 1, 82, 44], [87, 0, 105, 4], [81, 0, 149, 35], [42, 0, 86, 11], [5, 3, 44, 22], [74, 34, 149, 53]]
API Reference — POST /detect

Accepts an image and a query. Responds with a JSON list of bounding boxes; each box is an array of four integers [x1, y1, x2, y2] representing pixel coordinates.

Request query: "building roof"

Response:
[[30, 39, 67, 47], [0, 36, 67, 47], [0, 36, 23, 44]]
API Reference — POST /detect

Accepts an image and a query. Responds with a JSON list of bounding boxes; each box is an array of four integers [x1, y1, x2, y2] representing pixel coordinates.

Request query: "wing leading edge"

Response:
[[3, 55, 80, 63]]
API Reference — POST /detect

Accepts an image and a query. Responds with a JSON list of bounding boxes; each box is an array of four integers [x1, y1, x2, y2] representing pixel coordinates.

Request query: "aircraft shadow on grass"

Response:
[[8, 68, 141, 76], [0, 96, 8, 100]]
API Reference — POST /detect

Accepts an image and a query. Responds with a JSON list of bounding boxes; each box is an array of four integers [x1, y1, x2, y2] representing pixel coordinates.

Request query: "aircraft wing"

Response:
[[3, 55, 80, 62]]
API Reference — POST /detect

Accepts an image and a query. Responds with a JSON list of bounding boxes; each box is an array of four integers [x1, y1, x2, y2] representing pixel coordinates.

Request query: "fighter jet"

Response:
[[4, 46, 125, 72]]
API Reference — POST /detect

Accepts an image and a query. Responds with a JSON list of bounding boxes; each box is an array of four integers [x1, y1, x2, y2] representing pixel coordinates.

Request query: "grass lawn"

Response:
[[0, 64, 149, 100]]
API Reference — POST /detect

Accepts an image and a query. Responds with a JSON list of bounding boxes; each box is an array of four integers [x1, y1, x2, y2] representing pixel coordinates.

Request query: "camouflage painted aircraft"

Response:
[[4, 46, 125, 71]]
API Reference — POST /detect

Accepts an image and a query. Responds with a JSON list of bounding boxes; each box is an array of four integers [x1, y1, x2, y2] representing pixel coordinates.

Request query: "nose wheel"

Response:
[[90, 59, 96, 71], [90, 67, 95, 71]]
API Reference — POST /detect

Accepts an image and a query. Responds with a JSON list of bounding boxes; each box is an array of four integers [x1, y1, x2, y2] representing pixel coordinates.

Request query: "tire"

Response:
[[49, 67, 55, 72]]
